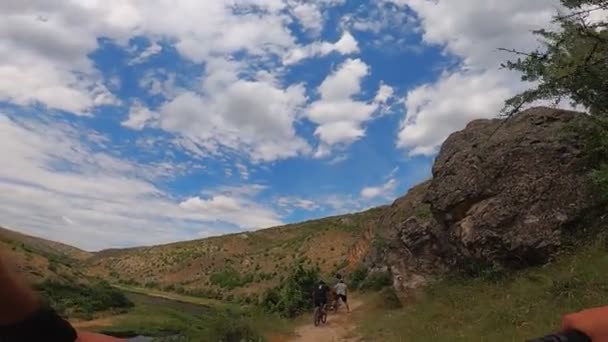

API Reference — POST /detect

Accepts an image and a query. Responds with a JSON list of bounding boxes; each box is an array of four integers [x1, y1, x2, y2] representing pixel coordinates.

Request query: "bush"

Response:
[[210, 268, 254, 289], [360, 271, 392, 291], [144, 281, 159, 289], [378, 287, 402, 310], [349, 264, 369, 290], [414, 204, 432, 220], [37, 280, 133, 319], [261, 265, 319, 318]]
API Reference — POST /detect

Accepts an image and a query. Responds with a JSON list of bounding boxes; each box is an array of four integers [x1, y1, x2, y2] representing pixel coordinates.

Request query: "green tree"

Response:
[[261, 265, 319, 318], [502, 0, 608, 116], [503, 0, 608, 195]]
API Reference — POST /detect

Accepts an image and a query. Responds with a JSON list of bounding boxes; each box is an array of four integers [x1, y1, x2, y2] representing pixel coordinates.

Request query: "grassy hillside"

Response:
[[0, 227, 132, 320], [0, 226, 91, 283], [358, 237, 608, 341], [86, 207, 384, 301]]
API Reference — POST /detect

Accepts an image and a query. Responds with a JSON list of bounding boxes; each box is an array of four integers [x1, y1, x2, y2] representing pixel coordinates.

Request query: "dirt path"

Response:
[[71, 316, 121, 330], [290, 298, 363, 342]]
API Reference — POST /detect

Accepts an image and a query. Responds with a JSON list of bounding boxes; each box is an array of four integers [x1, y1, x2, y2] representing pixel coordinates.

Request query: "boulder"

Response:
[[372, 107, 595, 292]]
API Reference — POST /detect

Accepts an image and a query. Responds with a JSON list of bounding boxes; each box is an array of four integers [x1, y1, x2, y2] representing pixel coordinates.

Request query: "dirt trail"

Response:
[[71, 316, 121, 330], [290, 298, 363, 342]]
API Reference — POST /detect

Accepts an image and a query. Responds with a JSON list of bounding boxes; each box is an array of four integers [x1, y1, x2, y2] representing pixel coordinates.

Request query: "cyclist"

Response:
[[333, 279, 350, 313], [312, 280, 330, 315]]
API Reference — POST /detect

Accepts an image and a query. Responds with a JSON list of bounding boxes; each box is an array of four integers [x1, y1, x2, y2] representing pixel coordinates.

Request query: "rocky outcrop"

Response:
[[370, 107, 595, 292]]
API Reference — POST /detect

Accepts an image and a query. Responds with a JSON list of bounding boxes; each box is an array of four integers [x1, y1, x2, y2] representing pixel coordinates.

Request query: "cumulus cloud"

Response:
[[361, 179, 398, 199], [306, 58, 378, 154], [0, 113, 284, 250], [0, 1, 295, 113], [289, 2, 324, 35], [392, 0, 563, 155], [129, 41, 163, 65], [122, 101, 159, 130], [157, 76, 311, 161], [283, 31, 359, 65], [375, 83, 395, 104], [398, 69, 517, 155], [179, 195, 282, 229]]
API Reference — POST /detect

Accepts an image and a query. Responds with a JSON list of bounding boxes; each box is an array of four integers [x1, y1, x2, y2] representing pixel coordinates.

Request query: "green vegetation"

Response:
[[261, 265, 319, 318], [209, 268, 254, 289], [359, 271, 392, 291], [349, 264, 369, 290], [502, 0, 608, 117], [503, 0, 608, 195], [359, 240, 608, 341], [37, 280, 133, 319], [94, 292, 292, 342], [414, 204, 432, 220]]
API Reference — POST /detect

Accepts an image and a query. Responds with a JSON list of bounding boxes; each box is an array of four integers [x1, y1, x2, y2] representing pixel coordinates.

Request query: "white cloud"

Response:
[[139, 70, 179, 98], [0, 113, 284, 250], [374, 83, 394, 104], [290, 2, 323, 34], [236, 163, 250, 180], [283, 31, 359, 65], [392, 0, 563, 155], [398, 69, 517, 155], [179, 195, 282, 229], [129, 41, 163, 65], [277, 197, 320, 211], [0, 1, 297, 114], [306, 58, 378, 152], [361, 179, 398, 199], [157, 76, 311, 161], [122, 101, 159, 130]]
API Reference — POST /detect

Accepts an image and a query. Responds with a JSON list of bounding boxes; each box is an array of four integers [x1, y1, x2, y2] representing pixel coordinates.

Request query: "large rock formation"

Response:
[[369, 107, 595, 292]]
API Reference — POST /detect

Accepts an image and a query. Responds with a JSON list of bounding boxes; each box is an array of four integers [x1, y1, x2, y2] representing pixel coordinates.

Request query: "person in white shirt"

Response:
[[333, 279, 350, 313]]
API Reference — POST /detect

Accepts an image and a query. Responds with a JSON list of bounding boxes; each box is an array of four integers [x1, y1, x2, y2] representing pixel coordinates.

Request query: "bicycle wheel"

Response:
[[321, 310, 327, 324]]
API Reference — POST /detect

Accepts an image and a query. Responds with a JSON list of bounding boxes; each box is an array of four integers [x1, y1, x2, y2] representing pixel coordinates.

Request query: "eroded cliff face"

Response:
[[368, 107, 595, 292]]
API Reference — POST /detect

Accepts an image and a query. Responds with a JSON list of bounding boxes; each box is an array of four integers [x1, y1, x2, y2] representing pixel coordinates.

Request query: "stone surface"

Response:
[[371, 107, 595, 292]]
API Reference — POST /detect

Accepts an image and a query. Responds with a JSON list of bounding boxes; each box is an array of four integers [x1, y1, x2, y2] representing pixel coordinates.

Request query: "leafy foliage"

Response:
[[209, 268, 254, 289], [261, 265, 319, 318], [503, 0, 608, 196], [502, 0, 608, 116], [37, 280, 133, 319], [349, 264, 369, 290], [359, 271, 392, 291]]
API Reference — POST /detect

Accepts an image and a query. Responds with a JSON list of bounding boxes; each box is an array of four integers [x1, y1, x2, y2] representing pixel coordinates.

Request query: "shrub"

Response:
[[144, 281, 159, 289], [37, 280, 133, 319], [378, 287, 402, 309], [210, 268, 241, 289], [414, 204, 432, 220], [349, 264, 369, 290], [360, 271, 392, 292], [261, 265, 319, 318]]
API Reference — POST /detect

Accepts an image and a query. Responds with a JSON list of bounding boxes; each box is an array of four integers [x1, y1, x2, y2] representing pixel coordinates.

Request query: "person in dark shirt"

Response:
[[312, 280, 330, 312]]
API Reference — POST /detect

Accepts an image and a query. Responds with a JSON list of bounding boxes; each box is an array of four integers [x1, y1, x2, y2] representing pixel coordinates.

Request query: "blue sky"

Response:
[[0, 0, 565, 250]]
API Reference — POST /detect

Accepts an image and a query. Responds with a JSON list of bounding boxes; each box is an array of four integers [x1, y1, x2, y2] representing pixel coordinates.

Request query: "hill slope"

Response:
[[0, 226, 91, 283], [85, 207, 384, 300]]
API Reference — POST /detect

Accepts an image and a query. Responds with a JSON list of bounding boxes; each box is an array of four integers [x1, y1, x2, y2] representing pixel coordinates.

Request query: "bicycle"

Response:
[[313, 303, 327, 326], [332, 296, 340, 314]]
